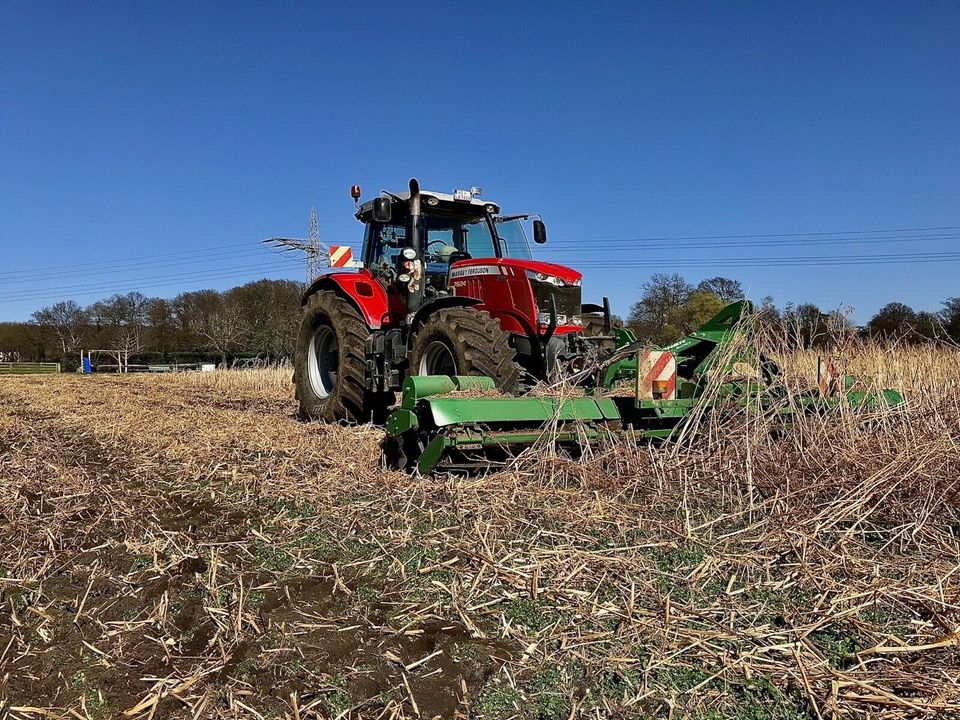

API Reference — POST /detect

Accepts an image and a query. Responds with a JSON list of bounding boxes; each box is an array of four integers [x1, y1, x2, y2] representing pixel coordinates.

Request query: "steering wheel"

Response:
[[426, 239, 450, 249]]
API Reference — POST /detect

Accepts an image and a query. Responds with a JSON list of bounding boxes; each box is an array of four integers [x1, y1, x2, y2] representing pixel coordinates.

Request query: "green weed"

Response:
[[253, 539, 295, 572], [476, 683, 523, 719], [323, 675, 353, 715], [525, 667, 570, 720], [503, 597, 552, 632], [810, 625, 860, 669]]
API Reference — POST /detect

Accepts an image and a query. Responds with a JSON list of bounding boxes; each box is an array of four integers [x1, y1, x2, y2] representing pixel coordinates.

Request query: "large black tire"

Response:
[[294, 291, 389, 423], [408, 307, 520, 393]]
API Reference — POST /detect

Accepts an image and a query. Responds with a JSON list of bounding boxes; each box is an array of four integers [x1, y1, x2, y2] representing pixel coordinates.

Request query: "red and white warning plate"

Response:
[[328, 245, 353, 268], [636, 350, 677, 400], [818, 356, 841, 396]]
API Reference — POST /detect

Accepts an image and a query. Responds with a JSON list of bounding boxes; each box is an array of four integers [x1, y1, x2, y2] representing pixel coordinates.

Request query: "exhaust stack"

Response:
[[405, 178, 424, 317]]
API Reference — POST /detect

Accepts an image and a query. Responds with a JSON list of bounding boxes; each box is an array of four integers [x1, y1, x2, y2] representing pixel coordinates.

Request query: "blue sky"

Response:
[[1, 1, 957, 323]]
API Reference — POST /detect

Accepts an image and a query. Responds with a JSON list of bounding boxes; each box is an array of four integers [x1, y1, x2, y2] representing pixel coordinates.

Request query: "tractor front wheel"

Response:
[[294, 291, 389, 422], [409, 307, 520, 393]]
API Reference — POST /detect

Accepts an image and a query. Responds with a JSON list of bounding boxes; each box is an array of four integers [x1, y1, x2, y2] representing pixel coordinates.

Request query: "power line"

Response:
[[14, 248, 954, 303], [0, 247, 278, 286], [4, 230, 956, 287], [540, 232, 960, 250], [6, 222, 959, 309], [572, 250, 960, 268], [0, 241, 254, 278], [3, 263, 299, 306], [3, 224, 955, 278], [0, 260, 299, 303], [544, 225, 960, 243]]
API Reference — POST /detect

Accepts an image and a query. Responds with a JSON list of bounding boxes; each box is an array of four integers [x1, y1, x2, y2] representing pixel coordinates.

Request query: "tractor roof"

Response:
[[356, 190, 501, 221]]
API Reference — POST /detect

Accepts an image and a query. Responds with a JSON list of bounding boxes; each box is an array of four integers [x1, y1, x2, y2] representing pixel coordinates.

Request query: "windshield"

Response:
[[364, 213, 499, 268], [494, 218, 533, 260]]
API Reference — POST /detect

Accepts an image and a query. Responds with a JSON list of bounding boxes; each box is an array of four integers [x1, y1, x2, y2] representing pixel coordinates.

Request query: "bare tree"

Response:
[[89, 292, 151, 368], [145, 298, 177, 355], [32, 300, 90, 366], [174, 290, 246, 367], [201, 304, 245, 368], [227, 279, 301, 360]]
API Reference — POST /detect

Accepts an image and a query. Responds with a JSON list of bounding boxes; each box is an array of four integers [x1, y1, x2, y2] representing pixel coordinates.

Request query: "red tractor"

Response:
[[293, 179, 612, 422]]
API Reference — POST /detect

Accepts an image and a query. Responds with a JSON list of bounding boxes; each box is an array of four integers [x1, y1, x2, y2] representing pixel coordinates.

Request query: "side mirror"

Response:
[[533, 219, 547, 244], [372, 197, 392, 223]]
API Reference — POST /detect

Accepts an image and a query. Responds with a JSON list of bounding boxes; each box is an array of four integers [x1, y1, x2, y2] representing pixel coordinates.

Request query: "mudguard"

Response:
[[301, 270, 391, 330]]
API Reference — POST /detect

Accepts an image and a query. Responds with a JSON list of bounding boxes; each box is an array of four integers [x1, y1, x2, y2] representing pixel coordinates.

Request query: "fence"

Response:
[[0, 362, 61, 375]]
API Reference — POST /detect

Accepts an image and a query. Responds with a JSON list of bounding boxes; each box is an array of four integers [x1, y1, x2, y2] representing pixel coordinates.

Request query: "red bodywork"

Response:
[[447, 258, 582, 337], [313, 258, 582, 340], [310, 270, 393, 329]]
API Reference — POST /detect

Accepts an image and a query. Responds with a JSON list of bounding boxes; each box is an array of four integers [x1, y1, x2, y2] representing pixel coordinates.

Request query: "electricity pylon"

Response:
[[262, 207, 325, 283]]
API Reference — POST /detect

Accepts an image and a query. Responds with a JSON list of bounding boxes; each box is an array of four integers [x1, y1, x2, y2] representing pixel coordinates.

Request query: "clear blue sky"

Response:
[[1, 1, 957, 323]]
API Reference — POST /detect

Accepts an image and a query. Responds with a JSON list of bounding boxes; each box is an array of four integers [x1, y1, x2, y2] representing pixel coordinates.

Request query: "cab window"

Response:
[[462, 219, 496, 258], [495, 218, 533, 260], [364, 214, 499, 267], [364, 222, 406, 267]]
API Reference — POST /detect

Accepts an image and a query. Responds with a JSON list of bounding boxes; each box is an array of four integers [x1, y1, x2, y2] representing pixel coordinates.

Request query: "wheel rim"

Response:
[[307, 325, 338, 398], [419, 340, 458, 376]]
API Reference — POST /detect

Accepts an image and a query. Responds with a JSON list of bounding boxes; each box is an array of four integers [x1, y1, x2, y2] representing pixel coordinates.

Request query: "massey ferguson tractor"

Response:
[[294, 179, 902, 473], [294, 179, 612, 423]]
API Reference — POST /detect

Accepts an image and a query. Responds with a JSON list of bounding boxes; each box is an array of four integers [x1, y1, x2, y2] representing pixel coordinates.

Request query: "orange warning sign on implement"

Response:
[[818, 356, 841, 396], [637, 350, 677, 400], [328, 246, 353, 267]]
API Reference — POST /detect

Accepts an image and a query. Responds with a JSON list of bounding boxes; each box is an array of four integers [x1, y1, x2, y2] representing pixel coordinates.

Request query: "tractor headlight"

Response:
[[526, 270, 563, 286], [401, 248, 417, 259], [525, 270, 580, 287]]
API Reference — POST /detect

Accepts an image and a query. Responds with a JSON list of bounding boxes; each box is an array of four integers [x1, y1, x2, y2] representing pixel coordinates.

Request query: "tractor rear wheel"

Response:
[[409, 307, 520, 393], [294, 291, 389, 422]]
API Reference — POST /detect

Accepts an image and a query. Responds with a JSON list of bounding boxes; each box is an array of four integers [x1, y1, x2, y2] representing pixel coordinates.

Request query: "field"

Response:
[[2, 348, 960, 719]]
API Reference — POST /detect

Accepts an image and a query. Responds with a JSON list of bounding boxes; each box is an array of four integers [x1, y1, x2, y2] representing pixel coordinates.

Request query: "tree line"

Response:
[[627, 274, 960, 347], [0, 279, 302, 370], [3, 273, 958, 370]]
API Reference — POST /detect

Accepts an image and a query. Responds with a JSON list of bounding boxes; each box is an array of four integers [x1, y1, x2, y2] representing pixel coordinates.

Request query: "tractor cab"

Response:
[[354, 188, 558, 325], [356, 189, 536, 294]]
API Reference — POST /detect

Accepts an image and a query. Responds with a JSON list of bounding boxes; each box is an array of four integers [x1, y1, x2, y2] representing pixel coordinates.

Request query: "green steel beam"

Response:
[[400, 375, 496, 410], [426, 395, 621, 428]]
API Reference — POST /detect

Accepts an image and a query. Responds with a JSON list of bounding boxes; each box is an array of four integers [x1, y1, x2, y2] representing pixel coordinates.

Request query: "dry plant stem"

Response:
[[0, 347, 958, 719]]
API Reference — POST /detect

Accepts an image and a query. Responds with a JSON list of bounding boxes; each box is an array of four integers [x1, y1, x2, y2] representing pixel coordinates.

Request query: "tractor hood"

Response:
[[452, 258, 582, 285]]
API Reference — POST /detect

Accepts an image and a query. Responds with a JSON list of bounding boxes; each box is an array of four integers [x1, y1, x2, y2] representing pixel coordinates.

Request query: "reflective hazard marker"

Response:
[[328, 246, 353, 268], [818, 356, 841, 396], [636, 350, 677, 400]]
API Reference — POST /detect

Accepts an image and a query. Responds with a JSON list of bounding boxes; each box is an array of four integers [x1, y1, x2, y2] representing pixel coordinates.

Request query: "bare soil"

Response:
[[0, 377, 509, 718], [2, 369, 960, 719]]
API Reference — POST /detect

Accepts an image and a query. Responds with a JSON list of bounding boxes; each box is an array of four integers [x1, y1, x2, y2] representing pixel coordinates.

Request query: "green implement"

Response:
[[383, 301, 904, 474]]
